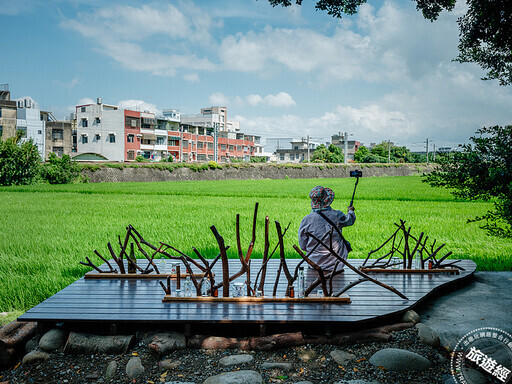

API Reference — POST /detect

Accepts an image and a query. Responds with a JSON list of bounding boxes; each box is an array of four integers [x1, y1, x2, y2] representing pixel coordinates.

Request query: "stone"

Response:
[[22, 350, 50, 365], [330, 350, 356, 365], [39, 328, 67, 352], [402, 310, 421, 324], [461, 368, 487, 384], [105, 360, 118, 381], [126, 357, 145, 378], [333, 380, 380, 384], [218, 354, 254, 366], [433, 353, 446, 364], [369, 348, 431, 372], [297, 349, 317, 362], [203, 370, 263, 384], [261, 362, 293, 371], [159, 358, 181, 370], [148, 332, 186, 356], [164, 382, 197, 384], [24, 337, 39, 353], [294, 382, 314, 384], [85, 371, 100, 379], [416, 323, 440, 347], [443, 377, 456, 384]]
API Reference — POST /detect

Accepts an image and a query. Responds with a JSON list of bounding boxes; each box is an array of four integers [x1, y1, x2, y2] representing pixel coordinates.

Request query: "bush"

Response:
[[40, 153, 81, 184], [208, 161, 222, 169], [135, 155, 146, 162], [0, 136, 41, 186]]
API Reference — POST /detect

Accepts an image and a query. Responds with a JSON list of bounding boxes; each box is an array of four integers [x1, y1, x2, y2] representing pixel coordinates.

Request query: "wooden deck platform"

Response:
[[18, 259, 476, 328]]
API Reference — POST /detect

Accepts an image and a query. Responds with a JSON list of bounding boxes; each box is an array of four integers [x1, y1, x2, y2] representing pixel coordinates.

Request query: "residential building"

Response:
[[45, 120, 74, 159], [331, 134, 361, 162], [275, 138, 320, 163], [76, 98, 124, 161], [0, 84, 17, 141], [16, 97, 46, 158]]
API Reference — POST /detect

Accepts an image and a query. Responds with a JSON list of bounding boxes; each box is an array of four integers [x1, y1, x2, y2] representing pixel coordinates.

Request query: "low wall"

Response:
[[82, 163, 434, 183]]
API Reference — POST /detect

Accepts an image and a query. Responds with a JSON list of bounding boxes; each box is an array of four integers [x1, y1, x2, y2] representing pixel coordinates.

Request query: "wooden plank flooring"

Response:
[[18, 259, 476, 325]]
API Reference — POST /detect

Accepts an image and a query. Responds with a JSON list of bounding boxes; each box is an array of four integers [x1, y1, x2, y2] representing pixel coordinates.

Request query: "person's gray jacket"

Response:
[[298, 207, 356, 271]]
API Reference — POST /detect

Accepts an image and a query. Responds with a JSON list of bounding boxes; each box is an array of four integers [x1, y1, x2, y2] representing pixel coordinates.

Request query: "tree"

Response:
[[424, 125, 512, 237], [269, 0, 512, 85], [0, 134, 41, 186], [353, 145, 369, 162], [311, 144, 344, 163], [40, 153, 81, 184]]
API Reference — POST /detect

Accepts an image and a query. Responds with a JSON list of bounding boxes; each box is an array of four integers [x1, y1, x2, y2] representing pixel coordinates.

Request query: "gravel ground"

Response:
[[0, 327, 452, 384]]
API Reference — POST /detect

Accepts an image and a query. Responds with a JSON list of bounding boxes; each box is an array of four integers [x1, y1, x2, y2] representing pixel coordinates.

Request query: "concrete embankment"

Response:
[[81, 163, 435, 183]]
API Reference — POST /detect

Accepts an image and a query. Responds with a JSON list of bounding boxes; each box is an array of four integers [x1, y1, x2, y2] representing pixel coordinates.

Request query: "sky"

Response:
[[2, 0, 511, 152]]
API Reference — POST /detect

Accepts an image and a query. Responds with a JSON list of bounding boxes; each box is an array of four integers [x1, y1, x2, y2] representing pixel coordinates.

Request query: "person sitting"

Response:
[[298, 186, 356, 271]]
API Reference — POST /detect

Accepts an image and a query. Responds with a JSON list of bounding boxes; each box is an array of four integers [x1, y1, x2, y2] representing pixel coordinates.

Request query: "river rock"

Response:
[[334, 380, 381, 384], [219, 354, 254, 366], [369, 348, 431, 371], [330, 350, 356, 365], [416, 323, 440, 347], [126, 357, 145, 378], [39, 328, 67, 351], [22, 350, 50, 365], [261, 362, 293, 371], [203, 370, 263, 384], [24, 337, 39, 353], [402, 310, 421, 324], [159, 358, 182, 370], [148, 332, 186, 356], [105, 360, 118, 381]]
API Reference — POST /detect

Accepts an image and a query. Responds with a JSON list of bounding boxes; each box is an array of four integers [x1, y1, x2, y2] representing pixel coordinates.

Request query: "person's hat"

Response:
[[309, 186, 334, 210]]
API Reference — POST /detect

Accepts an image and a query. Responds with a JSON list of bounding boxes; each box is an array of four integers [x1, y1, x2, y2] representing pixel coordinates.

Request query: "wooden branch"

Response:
[[304, 231, 409, 300], [293, 245, 328, 297], [210, 225, 230, 297], [93, 250, 116, 273], [80, 256, 107, 273], [256, 215, 270, 294], [276, 221, 294, 296], [334, 278, 368, 297], [107, 242, 125, 274], [363, 225, 402, 265]]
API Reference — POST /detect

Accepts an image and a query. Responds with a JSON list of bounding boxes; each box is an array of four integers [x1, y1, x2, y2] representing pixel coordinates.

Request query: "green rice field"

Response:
[[1, 175, 511, 321]]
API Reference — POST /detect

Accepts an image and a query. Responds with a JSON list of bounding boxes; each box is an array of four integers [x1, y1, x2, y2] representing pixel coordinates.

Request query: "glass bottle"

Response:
[[127, 242, 136, 273], [414, 252, 421, 270], [160, 255, 166, 274], [184, 276, 193, 297], [201, 278, 211, 297], [297, 267, 305, 298]]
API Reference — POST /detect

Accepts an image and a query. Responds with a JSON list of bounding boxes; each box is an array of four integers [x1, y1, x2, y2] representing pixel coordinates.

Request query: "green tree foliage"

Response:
[[269, 0, 511, 85], [353, 145, 369, 162], [355, 141, 418, 163], [424, 125, 512, 237], [311, 144, 344, 163], [40, 153, 81, 184], [0, 135, 41, 186]]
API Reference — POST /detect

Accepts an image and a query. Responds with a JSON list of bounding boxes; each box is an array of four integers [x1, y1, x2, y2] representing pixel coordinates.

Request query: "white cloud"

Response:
[[264, 92, 296, 107], [117, 99, 159, 114], [183, 73, 200, 83], [60, 3, 218, 76], [208, 92, 230, 106]]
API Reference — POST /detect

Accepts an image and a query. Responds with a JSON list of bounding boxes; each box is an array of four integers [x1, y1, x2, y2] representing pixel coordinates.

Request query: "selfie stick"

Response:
[[349, 170, 362, 207]]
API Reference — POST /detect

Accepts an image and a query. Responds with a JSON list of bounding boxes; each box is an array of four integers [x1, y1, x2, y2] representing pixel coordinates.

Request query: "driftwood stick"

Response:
[[210, 225, 230, 297], [364, 225, 402, 265], [161, 243, 206, 272], [305, 232, 408, 300], [256, 216, 270, 294], [273, 263, 283, 297], [93, 250, 116, 273], [293, 245, 329, 296], [80, 257, 106, 273], [329, 261, 340, 296], [434, 251, 453, 268], [107, 242, 125, 274], [334, 278, 368, 297], [409, 232, 425, 268], [127, 230, 160, 274], [276, 221, 294, 296]]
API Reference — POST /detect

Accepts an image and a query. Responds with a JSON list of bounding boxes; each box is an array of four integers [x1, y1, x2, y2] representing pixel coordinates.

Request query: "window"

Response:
[[221, 144, 226, 150], [156, 136, 166, 145], [168, 139, 179, 146], [229, 145, 234, 151], [82, 135, 88, 144], [38, 130, 42, 135], [290, 154, 295, 161], [81, 107, 86, 112], [280, 154, 285, 161], [81, 118, 88, 127], [95, 134, 101, 141], [0, 109, 2, 117], [52, 147, 64, 157], [197, 141, 204, 149], [95, 117, 101, 124], [109, 134, 115, 143], [52, 129, 63, 140], [127, 134, 134, 143], [207, 142, 213, 149], [127, 151, 135, 160], [197, 154, 206, 161], [0, 125, 3, 137], [182, 140, 188, 148]]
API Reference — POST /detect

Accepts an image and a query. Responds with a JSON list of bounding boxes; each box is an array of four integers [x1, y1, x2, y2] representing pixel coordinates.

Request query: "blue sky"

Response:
[[2, 0, 511, 151]]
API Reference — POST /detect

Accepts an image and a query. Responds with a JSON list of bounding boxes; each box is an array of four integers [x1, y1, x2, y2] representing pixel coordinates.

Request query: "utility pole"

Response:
[[433, 144, 436, 162], [388, 139, 391, 164], [344, 132, 348, 164], [426, 138, 429, 165], [307, 135, 310, 162]]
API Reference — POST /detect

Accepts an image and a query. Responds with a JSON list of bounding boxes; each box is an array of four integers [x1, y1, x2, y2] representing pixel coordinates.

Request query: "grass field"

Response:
[[1, 175, 511, 321]]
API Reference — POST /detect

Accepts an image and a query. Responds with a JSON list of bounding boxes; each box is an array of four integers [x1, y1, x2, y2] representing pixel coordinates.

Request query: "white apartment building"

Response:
[[16, 97, 45, 159], [76, 98, 124, 161]]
